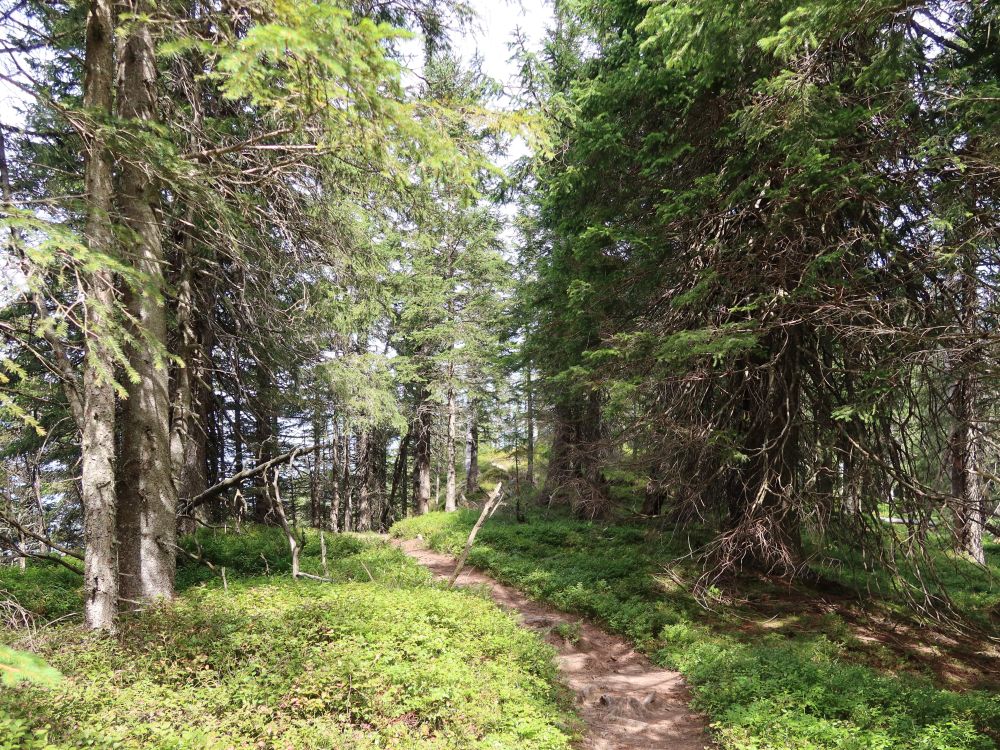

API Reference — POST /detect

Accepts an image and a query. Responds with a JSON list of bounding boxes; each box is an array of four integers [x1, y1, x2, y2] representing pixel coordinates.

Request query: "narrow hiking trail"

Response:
[[392, 537, 714, 750]]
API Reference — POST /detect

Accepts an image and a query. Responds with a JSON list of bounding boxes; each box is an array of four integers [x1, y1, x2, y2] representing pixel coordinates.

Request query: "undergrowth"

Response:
[[0, 529, 576, 750], [391, 510, 1000, 750]]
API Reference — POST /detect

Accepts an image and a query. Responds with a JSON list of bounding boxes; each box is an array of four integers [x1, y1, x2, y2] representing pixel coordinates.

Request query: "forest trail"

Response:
[[392, 537, 714, 750]]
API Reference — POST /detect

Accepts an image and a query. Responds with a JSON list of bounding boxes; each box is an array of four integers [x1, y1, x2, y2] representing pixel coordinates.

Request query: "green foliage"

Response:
[[0, 714, 64, 750], [0, 565, 81, 622], [0, 646, 61, 688], [391, 513, 1000, 750], [0, 532, 574, 750], [176, 527, 431, 589]]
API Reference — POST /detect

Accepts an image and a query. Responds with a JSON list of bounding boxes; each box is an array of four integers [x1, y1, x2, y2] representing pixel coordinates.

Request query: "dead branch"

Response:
[[449, 482, 504, 587], [0, 539, 82, 575], [0, 510, 82, 561], [180, 445, 317, 515]]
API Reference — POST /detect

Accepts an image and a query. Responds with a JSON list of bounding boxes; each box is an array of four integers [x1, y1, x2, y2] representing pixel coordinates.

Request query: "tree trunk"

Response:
[[542, 393, 610, 517], [413, 392, 432, 515], [388, 429, 410, 522], [526, 368, 535, 487], [251, 370, 278, 524], [355, 429, 372, 531], [541, 414, 573, 506], [374, 430, 389, 530], [723, 331, 803, 574], [310, 417, 322, 528], [4, 2, 120, 628], [401, 433, 409, 518], [170, 258, 210, 533], [115, 2, 178, 604], [329, 423, 340, 532], [464, 401, 479, 497], [950, 261, 986, 565], [445, 387, 457, 512], [342, 432, 353, 532]]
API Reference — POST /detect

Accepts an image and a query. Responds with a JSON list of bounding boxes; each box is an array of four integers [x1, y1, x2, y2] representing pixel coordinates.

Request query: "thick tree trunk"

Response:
[[445, 387, 457, 512], [115, 2, 178, 604], [464, 401, 479, 497], [6, 0, 120, 628], [542, 393, 610, 517], [80, 282, 121, 623], [951, 412, 985, 564], [541, 414, 573, 505], [723, 331, 803, 574], [413, 392, 432, 515], [641, 468, 665, 516]]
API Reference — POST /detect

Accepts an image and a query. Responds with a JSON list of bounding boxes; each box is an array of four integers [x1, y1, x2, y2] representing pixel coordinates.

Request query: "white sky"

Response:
[[450, 0, 551, 95]]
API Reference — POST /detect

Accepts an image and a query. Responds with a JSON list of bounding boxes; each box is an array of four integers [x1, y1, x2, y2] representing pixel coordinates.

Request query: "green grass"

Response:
[[391, 510, 1000, 750], [0, 562, 82, 623], [0, 529, 576, 750], [812, 531, 1000, 630]]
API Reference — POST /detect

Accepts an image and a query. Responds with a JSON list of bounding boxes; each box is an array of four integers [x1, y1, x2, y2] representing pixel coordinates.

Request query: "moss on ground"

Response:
[[0, 529, 576, 750]]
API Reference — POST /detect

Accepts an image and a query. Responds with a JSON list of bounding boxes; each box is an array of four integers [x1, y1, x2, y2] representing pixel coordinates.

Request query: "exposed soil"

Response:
[[392, 537, 714, 750]]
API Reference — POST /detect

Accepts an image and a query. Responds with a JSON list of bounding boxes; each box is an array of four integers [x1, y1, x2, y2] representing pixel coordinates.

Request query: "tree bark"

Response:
[[413, 390, 433, 515], [541, 393, 610, 517], [541, 413, 573, 506], [329, 423, 340, 532], [445, 386, 457, 512], [310, 417, 322, 528], [526, 368, 535, 487], [950, 261, 986, 565], [355, 429, 372, 531], [115, 4, 178, 603], [374, 430, 388, 530], [4, 6, 120, 628], [388, 429, 410, 520], [342, 432, 353, 531], [723, 330, 803, 574], [79, 0, 120, 627], [250, 368, 278, 524], [464, 400, 479, 497], [170, 257, 210, 533]]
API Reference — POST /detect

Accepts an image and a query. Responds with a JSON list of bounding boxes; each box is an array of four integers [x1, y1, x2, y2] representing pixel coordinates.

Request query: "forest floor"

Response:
[[391, 509, 1000, 750], [392, 536, 713, 750], [0, 529, 579, 749]]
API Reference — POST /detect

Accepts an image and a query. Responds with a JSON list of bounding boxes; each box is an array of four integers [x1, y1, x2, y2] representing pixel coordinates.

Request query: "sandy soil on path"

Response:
[[392, 537, 714, 750]]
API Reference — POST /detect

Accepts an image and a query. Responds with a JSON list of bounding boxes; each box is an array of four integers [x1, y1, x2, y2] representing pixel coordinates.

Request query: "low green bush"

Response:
[[1, 532, 576, 750], [0, 562, 81, 622]]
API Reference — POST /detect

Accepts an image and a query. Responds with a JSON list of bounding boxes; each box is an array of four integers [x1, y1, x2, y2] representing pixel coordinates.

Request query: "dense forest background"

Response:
[[0, 0, 997, 748]]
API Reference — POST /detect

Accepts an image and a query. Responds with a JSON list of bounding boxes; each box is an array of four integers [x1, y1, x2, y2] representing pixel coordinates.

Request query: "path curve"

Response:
[[391, 537, 713, 750]]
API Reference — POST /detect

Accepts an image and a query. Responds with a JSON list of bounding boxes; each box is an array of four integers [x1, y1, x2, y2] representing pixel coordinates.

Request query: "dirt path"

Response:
[[392, 537, 714, 750]]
